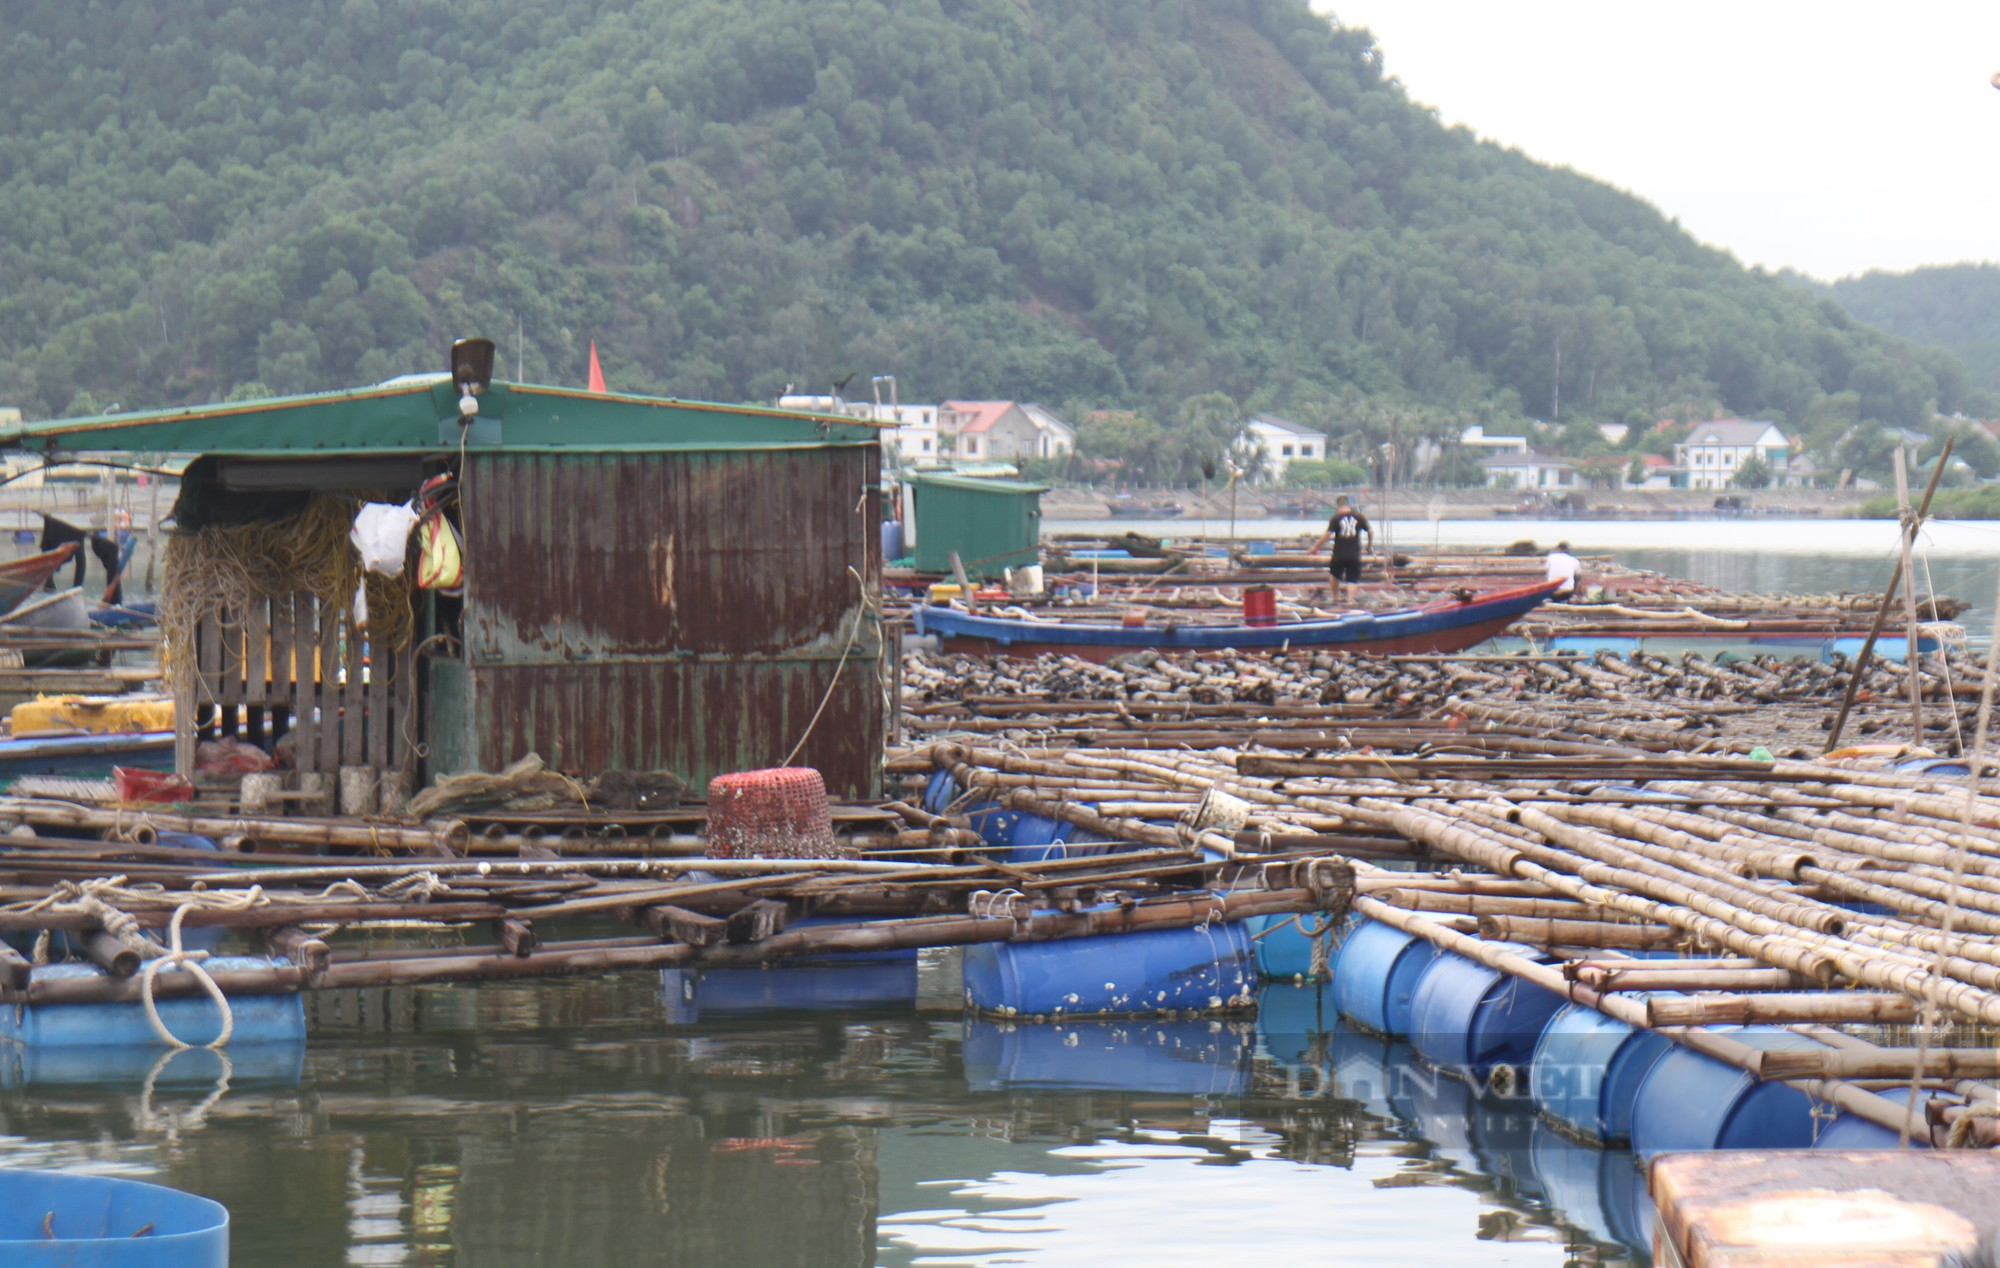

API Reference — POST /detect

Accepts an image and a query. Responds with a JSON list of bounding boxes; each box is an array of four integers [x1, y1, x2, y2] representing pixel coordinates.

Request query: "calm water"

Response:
[[1051, 516, 2000, 644], [0, 958, 1646, 1266]]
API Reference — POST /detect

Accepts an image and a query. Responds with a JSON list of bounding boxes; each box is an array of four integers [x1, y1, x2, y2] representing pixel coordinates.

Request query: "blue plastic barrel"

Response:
[[962, 915, 1255, 1017], [0, 958, 305, 1049], [919, 768, 958, 816], [1811, 1086, 1934, 1150], [962, 1016, 1252, 1094], [1396, 1057, 1543, 1200], [880, 519, 905, 564], [1327, 1024, 1402, 1118], [1001, 814, 1116, 865], [659, 959, 919, 1022], [0, 1170, 227, 1265], [1531, 1003, 1674, 1144], [1629, 1027, 1824, 1158], [1332, 919, 1439, 1036], [1247, 540, 1276, 556], [1256, 980, 1333, 1065], [1408, 946, 1567, 1082], [1530, 1124, 1650, 1257], [1245, 911, 1351, 980], [0, 1041, 304, 1088]]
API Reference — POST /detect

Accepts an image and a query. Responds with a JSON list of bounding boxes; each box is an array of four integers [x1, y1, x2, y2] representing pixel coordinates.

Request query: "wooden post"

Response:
[[1894, 447, 1924, 746]]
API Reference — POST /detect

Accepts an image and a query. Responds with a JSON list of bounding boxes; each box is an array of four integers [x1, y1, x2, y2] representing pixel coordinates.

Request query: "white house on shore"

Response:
[[1674, 419, 1789, 490], [1239, 413, 1328, 482], [1021, 404, 1077, 458], [1482, 450, 1577, 490]]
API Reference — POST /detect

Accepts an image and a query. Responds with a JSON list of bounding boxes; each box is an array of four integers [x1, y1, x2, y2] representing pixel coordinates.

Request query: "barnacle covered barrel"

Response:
[[705, 767, 839, 859]]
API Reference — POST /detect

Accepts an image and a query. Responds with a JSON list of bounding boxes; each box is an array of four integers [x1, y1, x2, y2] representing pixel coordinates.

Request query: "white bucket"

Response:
[[1008, 564, 1045, 597]]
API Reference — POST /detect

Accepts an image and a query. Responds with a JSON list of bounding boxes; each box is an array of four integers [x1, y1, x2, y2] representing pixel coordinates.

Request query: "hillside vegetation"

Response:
[[1827, 264, 2000, 397], [0, 0, 1977, 452]]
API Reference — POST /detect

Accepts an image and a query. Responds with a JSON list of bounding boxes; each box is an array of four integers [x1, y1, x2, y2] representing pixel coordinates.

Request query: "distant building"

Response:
[[1460, 424, 1530, 456], [778, 395, 943, 463], [1482, 450, 1576, 490], [1019, 403, 1077, 458], [1674, 419, 1789, 490], [1239, 413, 1329, 483], [1631, 453, 1676, 490], [941, 401, 1043, 462]]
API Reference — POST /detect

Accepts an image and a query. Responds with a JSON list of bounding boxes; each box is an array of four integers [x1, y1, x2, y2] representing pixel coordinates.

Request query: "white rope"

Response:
[[138, 903, 232, 1051]]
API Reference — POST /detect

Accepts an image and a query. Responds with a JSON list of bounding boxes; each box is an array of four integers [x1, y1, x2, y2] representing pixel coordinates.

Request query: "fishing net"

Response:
[[160, 491, 414, 702]]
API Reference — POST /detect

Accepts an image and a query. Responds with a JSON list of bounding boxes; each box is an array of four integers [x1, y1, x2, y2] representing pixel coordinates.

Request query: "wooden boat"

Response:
[[913, 579, 1565, 661], [1105, 500, 1183, 519], [0, 543, 79, 615]]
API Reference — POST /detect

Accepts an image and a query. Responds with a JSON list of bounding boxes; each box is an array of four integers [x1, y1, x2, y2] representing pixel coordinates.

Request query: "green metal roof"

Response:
[[0, 380, 886, 456], [904, 471, 1050, 495]]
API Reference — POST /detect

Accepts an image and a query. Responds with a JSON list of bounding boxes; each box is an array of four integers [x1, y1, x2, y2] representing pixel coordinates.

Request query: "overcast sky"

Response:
[[1311, 1, 2000, 280]]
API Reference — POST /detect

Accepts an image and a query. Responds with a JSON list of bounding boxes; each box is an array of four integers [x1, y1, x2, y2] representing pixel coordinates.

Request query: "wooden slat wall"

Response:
[[175, 592, 416, 799]]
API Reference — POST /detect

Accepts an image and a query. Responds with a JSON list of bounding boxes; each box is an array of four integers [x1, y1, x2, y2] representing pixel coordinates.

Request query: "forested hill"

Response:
[[0, 0, 1973, 435], [1826, 265, 2000, 396]]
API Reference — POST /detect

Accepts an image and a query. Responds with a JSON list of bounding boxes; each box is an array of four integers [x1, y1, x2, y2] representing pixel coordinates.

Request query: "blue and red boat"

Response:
[[913, 579, 1565, 661]]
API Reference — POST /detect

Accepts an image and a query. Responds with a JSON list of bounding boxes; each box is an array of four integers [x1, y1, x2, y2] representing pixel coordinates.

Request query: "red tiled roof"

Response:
[[944, 400, 1015, 434]]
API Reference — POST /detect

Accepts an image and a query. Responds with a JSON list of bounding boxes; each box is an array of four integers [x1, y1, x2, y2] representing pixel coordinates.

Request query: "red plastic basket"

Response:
[[705, 767, 837, 859]]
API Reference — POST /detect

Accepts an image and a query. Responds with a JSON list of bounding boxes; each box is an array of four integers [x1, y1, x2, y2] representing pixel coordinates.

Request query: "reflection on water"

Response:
[[0, 968, 1651, 1265]]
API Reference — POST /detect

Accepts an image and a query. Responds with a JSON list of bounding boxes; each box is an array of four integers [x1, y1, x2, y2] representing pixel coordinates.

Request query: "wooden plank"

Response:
[[269, 592, 294, 747], [196, 614, 221, 734], [392, 634, 415, 790], [366, 617, 391, 771], [319, 597, 342, 779], [340, 607, 364, 768], [290, 594, 318, 780], [245, 599, 268, 704]]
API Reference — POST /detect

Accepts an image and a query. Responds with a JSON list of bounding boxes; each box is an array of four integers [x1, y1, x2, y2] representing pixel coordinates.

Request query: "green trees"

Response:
[[1731, 453, 1772, 489], [0, 0, 1977, 444]]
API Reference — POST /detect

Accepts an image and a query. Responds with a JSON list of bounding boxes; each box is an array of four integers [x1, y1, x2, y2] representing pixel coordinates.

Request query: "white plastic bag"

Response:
[[350, 502, 420, 577]]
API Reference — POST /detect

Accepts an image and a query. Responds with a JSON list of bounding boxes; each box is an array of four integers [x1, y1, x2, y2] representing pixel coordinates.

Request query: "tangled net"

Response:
[[161, 492, 415, 703]]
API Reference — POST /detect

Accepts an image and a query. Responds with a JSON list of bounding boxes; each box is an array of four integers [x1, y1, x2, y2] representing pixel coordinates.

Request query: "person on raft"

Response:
[[1309, 494, 1371, 602], [1545, 541, 1581, 600]]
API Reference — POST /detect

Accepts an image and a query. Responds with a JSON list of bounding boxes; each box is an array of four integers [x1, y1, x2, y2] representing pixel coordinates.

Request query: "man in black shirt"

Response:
[[1309, 495, 1371, 602]]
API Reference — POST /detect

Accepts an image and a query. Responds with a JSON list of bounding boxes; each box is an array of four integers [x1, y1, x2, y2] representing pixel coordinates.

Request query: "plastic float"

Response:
[[962, 911, 1256, 1018], [1529, 1002, 1675, 1145], [0, 957, 306, 1050], [1529, 1123, 1652, 1257], [1408, 944, 1568, 1082], [660, 959, 919, 1022], [1628, 1026, 1824, 1158], [962, 1016, 1252, 1095], [0, 1170, 227, 1266], [1330, 917, 1439, 1036]]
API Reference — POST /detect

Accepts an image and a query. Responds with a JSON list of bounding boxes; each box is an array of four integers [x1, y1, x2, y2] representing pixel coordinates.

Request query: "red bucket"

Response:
[[1242, 585, 1278, 627]]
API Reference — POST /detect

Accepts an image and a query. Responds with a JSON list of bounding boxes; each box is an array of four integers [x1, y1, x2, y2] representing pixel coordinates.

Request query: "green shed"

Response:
[[906, 472, 1046, 579]]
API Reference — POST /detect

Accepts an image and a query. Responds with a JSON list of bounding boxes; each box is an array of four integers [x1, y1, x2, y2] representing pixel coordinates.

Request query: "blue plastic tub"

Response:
[[1811, 1086, 1934, 1150], [0, 958, 305, 1049], [0, 1170, 227, 1265], [1408, 946, 1567, 1081], [1331, 919, 1439, 1036], [962, 916, 1255, 1017], [1531, 1003, 1674, 1144], [660, 959, 919, 1022], [962, 1017, 1252, 1094], [1629, 1026, 1824, 1158]]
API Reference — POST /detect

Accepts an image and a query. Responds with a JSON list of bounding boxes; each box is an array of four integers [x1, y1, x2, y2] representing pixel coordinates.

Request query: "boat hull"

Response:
[[916, 580, 1563, 662]]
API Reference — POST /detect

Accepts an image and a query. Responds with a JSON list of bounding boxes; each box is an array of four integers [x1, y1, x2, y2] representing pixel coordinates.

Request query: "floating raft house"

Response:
[[0, 352, 890, 800]]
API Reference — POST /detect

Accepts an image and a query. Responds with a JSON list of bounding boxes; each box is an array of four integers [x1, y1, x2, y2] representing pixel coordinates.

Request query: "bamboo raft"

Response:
[[888, 644, 2000, 1147]]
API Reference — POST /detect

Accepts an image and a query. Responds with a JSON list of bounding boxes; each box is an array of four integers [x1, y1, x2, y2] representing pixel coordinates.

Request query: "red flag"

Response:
[[587, 341, 606, 393]]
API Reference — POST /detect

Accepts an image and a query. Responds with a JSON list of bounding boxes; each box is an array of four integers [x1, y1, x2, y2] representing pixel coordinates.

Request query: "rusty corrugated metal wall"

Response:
[[449, 446, 883, 798]]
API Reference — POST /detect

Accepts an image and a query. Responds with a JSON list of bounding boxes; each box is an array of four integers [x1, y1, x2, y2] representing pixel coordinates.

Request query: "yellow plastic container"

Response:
[[9, 694, 175, 737], [927, 583, 964, 603]]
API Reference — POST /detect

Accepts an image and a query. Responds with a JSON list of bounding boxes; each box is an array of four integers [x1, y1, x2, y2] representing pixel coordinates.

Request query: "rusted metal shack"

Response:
[[2, 374, 887, 800]]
